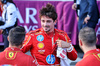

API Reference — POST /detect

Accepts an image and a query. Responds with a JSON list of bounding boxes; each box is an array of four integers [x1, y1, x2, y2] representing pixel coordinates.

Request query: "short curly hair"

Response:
[[39, 3, 57, 21], [79, 27, 96, 47]]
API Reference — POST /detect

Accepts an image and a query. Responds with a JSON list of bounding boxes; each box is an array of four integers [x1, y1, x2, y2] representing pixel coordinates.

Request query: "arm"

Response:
[[87, 0, 97, 18], [84, 0, 97, 24], [67, 44, 78, 60], [65, 34, 77, 60], [56, 33, 77, 60], [0, 4, 17, 29], [29, 56, 37, 66], [21, 33, 33, 53]]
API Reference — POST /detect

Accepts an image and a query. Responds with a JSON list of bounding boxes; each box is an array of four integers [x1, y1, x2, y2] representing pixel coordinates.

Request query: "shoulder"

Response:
[[27, 28, 41, 35], [55, 29, 70, 38], [55, 29, 67, 35], [0, 51, 5, 59], [20, 53, 36, 63], [75, 59, 86, 66], [7, 3, 16, 11], [0, 52, 4, 55], [20, 52, 33, 59], [76, 56, 95, 66]]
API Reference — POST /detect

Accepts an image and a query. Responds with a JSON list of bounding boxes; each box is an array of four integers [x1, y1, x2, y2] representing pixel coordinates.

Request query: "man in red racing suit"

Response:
[[21, 28, 77, 65], [21, 3, 77, 66]]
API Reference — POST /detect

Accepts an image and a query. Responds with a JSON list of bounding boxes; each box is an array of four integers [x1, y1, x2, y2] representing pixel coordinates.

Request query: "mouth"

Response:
[[43, 26, 49, 29]]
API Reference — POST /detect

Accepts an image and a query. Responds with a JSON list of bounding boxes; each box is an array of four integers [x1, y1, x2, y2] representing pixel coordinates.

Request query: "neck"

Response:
[[83, 45, 96, 53], [9, 44, 21, 48]]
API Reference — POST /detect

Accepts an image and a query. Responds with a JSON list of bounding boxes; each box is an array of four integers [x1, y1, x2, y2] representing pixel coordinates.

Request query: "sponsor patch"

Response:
[[46, 54, 55, 64], [97, 53, 100, 58], [37, 43, 44, 49], [6, 51, 18, 60], [37, 35, 44, 41], [38, 50, 45, 54]]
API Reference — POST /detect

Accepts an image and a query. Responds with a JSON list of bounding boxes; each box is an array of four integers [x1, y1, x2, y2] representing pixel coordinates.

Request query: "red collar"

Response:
[[83, 49, 100, 58], [4, 47, 21, 52], [40, 28, 56, 38]]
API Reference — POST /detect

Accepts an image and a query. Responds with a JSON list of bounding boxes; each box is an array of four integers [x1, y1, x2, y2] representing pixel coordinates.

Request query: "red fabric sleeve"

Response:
[[29, 56, 37, 66], [65, 33, 78, 60], [21, 33, 33, 53], [67, 47, 78, 60]]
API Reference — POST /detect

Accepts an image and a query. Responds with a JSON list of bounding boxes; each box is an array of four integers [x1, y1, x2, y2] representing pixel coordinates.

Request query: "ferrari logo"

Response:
[[9, 52, 14, 58]]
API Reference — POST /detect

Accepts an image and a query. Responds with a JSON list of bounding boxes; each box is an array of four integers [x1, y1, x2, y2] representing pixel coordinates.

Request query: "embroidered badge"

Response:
[[37, 35, 44, 41], [9, 52, 14, 58], [46, 54, 55, 64], [37, 43, 44, 49], [38, 50, 45, 54]]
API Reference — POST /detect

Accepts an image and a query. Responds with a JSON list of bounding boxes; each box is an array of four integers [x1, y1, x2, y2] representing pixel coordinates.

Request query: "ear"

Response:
[[96, 38, 98, 43], [79, 39, 83, 46], [54, 19, 57, 25], [7, 36, 9, 41]]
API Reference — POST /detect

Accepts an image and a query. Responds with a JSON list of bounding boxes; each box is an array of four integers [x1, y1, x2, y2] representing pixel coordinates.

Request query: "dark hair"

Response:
[[79, 27, 96, 47], [7, 0, 16, 7], [9, 26, 25, 46], [39, 3, 57, 21]]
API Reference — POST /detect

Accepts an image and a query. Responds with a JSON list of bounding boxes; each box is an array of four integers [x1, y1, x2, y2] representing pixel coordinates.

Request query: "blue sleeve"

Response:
[[87, 0, 97, 17]]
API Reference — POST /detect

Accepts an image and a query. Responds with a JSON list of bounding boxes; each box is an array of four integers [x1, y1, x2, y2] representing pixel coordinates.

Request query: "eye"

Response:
[[47, 20, 52, 23], [41, 20, 45, 23]]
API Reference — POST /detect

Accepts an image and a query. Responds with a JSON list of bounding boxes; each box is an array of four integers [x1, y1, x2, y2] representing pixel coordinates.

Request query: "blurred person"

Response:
[[72, 0, 81, 21], [21, 3, 77, 66], [72, 0, 99, 31], [76, 27, 100, 66], [0, 0, 17, 49], [0, 4, 3, 34], [0, 26, 36, 66]]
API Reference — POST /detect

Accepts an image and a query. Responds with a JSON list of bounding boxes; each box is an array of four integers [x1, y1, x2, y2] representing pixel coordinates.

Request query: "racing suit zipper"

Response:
[[52, 37, 54, 46]]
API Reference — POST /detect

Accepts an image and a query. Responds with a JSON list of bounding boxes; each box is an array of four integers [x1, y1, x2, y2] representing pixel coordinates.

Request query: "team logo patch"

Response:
[[37, 35, 44, 41], [46, 54, 55, 64], [37, 43, 44, 49], [38, 50, 45, 54], [9, 52, 14, 58], [97, 53, 100, 58]]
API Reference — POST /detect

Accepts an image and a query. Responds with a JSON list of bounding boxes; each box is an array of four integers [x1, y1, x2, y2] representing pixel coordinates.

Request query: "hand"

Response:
[[83, 16, 90, 24], [0, 29, 3, 35], [72, 3, 77, 10], [56, 40, 70, 48]]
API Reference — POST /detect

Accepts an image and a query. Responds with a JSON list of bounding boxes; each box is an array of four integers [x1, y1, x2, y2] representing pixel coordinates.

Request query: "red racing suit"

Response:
[[0, 47, 36, 66], [21, 28, 77, 66], [76, 49, 100, 66]]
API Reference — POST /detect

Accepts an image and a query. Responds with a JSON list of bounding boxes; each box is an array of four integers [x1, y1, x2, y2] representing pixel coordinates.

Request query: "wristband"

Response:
[[66, 44, 73, 52]]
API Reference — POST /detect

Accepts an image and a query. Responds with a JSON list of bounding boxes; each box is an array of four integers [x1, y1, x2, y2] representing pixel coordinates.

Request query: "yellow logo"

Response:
[[98, 53, 100, 58], [38, 43, 44, 49], [9, 52, 14, 58]]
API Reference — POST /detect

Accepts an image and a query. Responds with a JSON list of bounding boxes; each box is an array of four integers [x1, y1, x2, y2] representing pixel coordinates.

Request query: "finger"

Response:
[[86, 21, 88, 24], [83, 21, 85, 24]]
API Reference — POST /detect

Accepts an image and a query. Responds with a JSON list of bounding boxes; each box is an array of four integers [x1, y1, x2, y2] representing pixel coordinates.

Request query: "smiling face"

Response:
[[41, 16, 56, 33]]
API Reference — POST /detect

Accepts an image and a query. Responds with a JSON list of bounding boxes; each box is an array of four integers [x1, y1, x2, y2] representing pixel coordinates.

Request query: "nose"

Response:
[[44, 22, 48, 26]]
